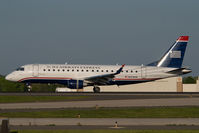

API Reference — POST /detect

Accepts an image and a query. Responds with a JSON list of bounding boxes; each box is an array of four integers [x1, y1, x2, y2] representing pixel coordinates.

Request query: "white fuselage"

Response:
[[6, 64, 178, 85]]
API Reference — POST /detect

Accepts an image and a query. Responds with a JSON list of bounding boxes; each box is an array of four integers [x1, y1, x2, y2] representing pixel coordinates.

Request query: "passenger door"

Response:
[[32, 64, 39, 77], [141, 65, 146, 79]]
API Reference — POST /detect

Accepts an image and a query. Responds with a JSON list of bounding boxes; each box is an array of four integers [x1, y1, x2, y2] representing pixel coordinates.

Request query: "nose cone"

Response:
[[5, 74, 11, 81], [5, 74, 15, 81]]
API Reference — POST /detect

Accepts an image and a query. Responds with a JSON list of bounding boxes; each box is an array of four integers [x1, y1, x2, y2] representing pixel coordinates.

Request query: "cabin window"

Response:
[[72, 69, 74, 72], [101, 70, 103, 72], [77, 70, 79, 72], [48, 69, 50, 71], [43, 69, 46, 71], [106, 70, 108, 72], [131, 70, 133, 73], [62, 69, 65, 72], [92, 70, 94, 72], [111, 70, 114, 72], [126, 70, 128, 73], [82, 70, 84, 72], [135, 70, 138, 73], [67, 69, 69, 72], [16, 67, 24, 71], [97, 70, 99, 72], [58, 69, 60, 72], [53, 69, 55, 71], [86, 70, 88, 72]]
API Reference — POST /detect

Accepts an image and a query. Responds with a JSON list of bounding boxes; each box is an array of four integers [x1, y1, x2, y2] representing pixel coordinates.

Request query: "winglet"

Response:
[[115, 64, 125, 74]]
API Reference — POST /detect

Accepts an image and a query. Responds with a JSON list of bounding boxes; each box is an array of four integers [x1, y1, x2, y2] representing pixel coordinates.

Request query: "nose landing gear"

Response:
[[93, 86, 100, 93], [25, 83, 32, 92]]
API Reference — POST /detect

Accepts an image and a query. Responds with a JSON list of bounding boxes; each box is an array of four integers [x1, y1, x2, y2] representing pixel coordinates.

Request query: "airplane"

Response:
[[6, 36, 191, 93]]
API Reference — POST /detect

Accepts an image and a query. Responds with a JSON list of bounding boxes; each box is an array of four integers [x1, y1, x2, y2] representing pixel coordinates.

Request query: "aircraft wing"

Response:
[[84, 64, 125, 85]]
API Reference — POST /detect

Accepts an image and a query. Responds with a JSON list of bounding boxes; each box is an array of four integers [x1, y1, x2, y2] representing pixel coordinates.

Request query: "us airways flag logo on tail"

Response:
[[170, 51, 181, 58]]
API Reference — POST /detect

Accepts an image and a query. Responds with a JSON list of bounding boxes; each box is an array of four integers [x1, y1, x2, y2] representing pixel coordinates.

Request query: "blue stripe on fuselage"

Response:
[[21, 79, 156, 86]]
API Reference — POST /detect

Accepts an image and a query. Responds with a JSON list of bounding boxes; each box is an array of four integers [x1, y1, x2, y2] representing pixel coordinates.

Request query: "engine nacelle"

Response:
[[66, 80, 84, 89]]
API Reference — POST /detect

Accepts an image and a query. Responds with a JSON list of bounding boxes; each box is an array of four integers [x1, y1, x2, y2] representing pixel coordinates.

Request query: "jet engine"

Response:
[[66, 80, 85, 89]]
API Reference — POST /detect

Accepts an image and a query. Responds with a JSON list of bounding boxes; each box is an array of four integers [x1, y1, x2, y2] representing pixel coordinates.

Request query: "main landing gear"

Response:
[[93, 86, 100, 93]]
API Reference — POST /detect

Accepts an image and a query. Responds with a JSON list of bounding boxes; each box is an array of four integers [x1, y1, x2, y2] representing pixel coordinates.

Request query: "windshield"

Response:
[[16, 67, 24, 71]]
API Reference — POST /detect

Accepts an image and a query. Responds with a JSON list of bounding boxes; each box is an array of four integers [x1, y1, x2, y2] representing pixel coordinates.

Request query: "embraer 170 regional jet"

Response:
[[6, 36, 191, 92]]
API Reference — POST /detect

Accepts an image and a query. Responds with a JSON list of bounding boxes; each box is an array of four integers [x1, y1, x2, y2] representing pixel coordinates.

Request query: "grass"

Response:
[[2, 107, 199, 118], [0, 95, 90, 103], [15, 130, 199, 133]]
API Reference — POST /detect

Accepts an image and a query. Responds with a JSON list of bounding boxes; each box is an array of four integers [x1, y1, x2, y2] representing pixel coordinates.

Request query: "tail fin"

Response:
[[148, 36, 189, 68]]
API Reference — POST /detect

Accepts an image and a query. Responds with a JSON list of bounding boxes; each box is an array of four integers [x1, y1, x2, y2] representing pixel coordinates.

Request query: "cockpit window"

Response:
[[16, 67, 24, 71]]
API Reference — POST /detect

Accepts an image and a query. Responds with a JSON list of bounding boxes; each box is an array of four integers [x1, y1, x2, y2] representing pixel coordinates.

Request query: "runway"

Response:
[[0, 98, 199, 109], [2, 118, 199, 126], [9, 125, 199, 130], [1, 92, 199, 96]]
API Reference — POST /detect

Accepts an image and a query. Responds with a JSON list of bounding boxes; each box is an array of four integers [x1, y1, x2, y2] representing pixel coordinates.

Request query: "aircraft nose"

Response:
[[5, 75, 10, 80], [5, 74, 13, 81]]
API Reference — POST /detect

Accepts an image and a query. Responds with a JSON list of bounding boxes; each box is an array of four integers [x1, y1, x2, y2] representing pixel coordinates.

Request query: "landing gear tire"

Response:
[[25, 83, 32, 92], [93, 86, 100, 93]]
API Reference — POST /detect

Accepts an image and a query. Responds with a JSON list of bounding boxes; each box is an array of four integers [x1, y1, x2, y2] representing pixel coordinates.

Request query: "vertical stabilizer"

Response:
[[157, 36, 189, 68]]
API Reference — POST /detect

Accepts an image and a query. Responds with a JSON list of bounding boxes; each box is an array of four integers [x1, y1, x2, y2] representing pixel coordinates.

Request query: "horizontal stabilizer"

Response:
[[167, 68, 192, 75]]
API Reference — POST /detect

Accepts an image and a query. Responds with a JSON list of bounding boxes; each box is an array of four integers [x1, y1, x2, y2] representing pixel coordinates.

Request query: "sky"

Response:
[[0, 0, 199, 76]]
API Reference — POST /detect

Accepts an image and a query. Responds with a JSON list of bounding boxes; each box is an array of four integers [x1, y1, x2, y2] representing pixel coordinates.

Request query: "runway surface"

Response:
[[1, 92, 199, 97], [9, 125, 199, 130], [1, 118, 199, 126], [0, 98, 199, 109]]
